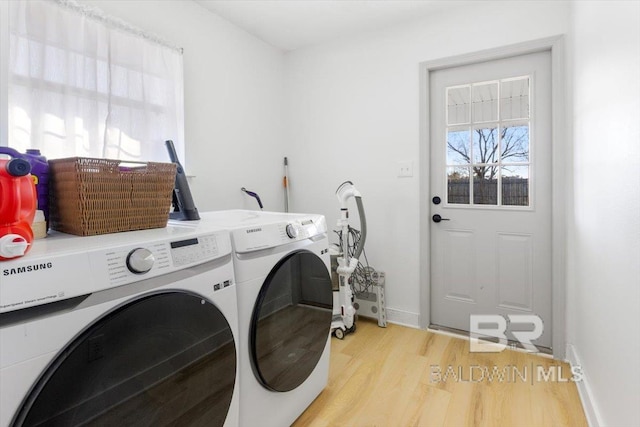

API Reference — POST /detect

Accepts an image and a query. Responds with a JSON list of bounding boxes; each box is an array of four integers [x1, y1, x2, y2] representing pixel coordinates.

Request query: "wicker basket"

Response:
[[49, 157, 177, 236]]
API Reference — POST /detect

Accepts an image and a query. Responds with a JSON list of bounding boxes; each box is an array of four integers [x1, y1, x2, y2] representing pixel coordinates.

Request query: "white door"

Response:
[[429, 51, 552, 349]]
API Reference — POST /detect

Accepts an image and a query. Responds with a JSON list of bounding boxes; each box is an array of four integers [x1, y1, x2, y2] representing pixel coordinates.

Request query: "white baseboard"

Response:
[[566, 343, 602, 427], [386, 308, 420, 329]]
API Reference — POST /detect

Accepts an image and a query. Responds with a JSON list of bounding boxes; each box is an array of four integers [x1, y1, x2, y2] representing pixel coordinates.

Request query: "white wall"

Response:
[[567, 2, 640, 425], [82, 0, 286, 212], [284, 1, 570, 325]]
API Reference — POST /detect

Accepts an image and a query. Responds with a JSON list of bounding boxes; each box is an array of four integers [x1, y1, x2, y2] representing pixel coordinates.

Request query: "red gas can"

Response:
[[0, 158, 37, 260]]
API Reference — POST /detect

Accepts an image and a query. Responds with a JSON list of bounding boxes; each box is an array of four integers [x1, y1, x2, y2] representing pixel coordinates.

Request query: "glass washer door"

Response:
[[250, 250, 333, 392], [14, 291, 236, 427]]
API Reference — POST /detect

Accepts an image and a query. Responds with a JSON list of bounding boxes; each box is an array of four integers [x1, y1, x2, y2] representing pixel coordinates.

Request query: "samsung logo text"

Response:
[[3, 262, 53, 276]]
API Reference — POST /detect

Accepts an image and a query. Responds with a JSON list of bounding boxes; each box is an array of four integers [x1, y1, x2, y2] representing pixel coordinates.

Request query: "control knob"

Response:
[[126, 248, 155, 274], [285, 223, 299, 239]]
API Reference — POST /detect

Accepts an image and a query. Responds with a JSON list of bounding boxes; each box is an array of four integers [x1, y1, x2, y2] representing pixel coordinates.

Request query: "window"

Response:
[[5, 0, 184, 163], [445, 77, 531, 207]]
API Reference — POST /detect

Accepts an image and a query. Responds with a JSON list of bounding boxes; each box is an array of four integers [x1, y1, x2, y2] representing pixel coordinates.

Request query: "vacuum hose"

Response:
[[354, 196, 366, 259], [335, 181, 366, 260]]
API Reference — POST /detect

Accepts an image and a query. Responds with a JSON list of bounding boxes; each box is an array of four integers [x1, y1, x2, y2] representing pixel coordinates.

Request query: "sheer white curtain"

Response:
[[7, 0, 184, 162]]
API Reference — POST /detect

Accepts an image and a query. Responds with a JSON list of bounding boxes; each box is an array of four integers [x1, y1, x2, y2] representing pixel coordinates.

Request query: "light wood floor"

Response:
[[293, 318, 587, 427]]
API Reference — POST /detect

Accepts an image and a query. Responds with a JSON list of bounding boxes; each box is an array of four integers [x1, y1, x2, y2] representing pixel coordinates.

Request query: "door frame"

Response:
[[418, 35, 567, 359]]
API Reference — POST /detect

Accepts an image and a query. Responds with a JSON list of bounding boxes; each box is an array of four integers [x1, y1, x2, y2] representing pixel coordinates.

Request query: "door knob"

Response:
[[432, 214, 450, 223]]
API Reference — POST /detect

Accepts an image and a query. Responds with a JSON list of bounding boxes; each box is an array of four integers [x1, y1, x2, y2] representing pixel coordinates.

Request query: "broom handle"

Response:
[[284, 157, 290, 212]]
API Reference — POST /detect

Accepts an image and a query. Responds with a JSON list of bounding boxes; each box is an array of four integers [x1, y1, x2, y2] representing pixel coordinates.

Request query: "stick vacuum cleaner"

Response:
[[331, 181, 367, 339], [165, 140, 199, 221]]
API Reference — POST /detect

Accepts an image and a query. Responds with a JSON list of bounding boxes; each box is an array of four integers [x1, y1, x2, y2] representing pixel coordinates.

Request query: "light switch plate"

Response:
[[397, 161, 413, 177]]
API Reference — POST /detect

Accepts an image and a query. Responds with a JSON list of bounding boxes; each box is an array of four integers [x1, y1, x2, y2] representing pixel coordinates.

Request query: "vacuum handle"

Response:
[[165, 140, 199, 220], [165, 139, 180, 164]]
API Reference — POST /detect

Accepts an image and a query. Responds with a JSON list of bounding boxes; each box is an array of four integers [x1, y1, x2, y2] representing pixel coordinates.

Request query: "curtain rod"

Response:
[[53, 0, 184, 54]]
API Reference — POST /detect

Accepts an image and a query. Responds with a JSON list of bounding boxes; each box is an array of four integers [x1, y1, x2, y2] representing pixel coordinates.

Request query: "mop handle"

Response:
[[284, 157, 290, 213]]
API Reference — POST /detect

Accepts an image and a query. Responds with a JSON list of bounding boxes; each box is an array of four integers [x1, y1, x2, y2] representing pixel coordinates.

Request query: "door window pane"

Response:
[[472, 127, 498, 164], [473, 167, 498, 205], [501, 123, 529, 162], [502, 166, 529, 206], [501, 77, 529, 120], [444, 74, 531, 207], [447, 86, 470, 125], [447, 166, 470, 204], [447, 128, 470, 164], [472, 82, 498, 122]]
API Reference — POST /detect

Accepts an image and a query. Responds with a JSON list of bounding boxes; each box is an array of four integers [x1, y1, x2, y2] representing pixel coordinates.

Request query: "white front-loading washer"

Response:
[[0, 223, 240, 427], [173, 210, 333, 427]]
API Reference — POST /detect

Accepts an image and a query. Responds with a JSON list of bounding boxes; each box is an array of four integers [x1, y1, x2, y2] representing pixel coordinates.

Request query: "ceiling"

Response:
[[195, 0, 470, 51]]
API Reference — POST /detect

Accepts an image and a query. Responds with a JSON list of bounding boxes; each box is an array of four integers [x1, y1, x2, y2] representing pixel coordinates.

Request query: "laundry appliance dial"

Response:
[[285, 223, 299, 239], [126, 247, 155, 274]]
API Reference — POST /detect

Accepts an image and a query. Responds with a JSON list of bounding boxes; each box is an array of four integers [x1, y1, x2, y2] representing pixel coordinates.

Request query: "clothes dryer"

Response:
[[173, 211, 333, 427], [0, 223, 239, 427]]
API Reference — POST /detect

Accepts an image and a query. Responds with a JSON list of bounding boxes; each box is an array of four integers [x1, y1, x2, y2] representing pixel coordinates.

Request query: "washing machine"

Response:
[[0, 223, 240, 427], [173, 210, 333, 427]]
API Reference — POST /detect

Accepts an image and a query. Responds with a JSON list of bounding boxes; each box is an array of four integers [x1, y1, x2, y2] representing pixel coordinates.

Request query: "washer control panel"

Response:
[[170, 234, 219, 267], [103, 241, 172, 285], [0, 229, 232, 314], [100, 233, 226, 287], [233, 215, 327, 253]]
